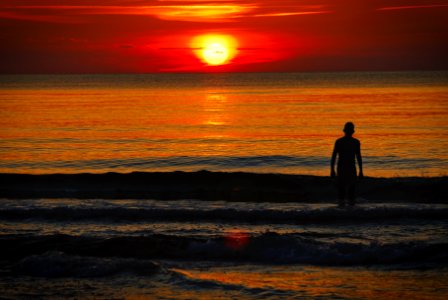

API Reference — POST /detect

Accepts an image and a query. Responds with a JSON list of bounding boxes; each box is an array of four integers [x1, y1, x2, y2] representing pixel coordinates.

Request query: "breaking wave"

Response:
[[2, 232, 447, 268], [1, 204, 447, 223]]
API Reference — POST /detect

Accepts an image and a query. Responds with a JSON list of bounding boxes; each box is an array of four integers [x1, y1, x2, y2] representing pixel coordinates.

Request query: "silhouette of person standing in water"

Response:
[[331, 122, 363, 207]]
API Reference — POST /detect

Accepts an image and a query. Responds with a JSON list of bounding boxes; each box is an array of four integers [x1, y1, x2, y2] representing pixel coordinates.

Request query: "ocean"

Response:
[[1, 71, 447, 176], [1, 199, 447, 299], [1, 72, 448, 299]]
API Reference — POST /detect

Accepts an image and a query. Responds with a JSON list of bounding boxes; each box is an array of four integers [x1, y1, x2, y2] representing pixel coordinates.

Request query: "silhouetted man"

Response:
[[331, 122, 363, 207]]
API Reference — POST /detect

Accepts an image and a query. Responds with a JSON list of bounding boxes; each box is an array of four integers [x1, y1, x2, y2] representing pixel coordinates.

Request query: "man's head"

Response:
[[343, 122, 355, 136]]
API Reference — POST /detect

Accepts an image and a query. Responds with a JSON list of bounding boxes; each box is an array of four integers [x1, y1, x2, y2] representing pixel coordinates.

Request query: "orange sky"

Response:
[[1, 0, 447, 73]]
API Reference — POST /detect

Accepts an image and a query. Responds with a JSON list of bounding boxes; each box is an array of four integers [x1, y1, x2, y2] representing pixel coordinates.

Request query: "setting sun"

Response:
[[203, 42, 228, 65], [191, 34, 238, 66]]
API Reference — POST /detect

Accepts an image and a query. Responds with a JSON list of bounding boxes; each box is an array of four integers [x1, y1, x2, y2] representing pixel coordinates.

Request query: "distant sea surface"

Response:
[[1, 71, 447, 176]]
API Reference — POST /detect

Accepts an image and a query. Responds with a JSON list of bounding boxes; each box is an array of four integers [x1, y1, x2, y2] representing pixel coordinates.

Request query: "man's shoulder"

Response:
[[336, 136, 360, 145]]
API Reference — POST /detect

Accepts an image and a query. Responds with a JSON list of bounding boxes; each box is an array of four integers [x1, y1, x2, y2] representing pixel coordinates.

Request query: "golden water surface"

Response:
[[1, 78, 447, 176]]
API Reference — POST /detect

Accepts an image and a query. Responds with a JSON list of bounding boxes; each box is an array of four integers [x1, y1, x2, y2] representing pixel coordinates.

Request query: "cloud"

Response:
[[377, 4, 448, 11], [0, 9, 81, 23], [149, 5, 255, 21], [0, 1, 331, 23], [253, 11, 331, 18]]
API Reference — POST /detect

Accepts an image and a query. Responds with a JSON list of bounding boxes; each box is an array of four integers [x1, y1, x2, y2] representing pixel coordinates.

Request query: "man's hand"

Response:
[[331, 169, 336, 178], [358, 170, 364, 179]]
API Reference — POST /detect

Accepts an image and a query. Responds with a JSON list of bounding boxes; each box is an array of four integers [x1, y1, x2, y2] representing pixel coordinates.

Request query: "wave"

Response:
[[2, 233, 447, 267], [8, 251, 161, 278], [1, 204, 447, 223], [0, 155, 445, 171], [7, 251, 279, 296], [1, 171, 446, 202]]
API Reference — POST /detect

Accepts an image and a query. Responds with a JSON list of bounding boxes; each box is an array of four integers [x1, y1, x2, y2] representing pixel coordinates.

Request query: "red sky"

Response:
[[1, 0, 447, 73]]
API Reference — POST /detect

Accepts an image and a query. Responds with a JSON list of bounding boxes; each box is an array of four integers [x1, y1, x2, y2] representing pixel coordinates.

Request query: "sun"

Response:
[[191, 34, 238, 66], [203, 42, 228, 65]]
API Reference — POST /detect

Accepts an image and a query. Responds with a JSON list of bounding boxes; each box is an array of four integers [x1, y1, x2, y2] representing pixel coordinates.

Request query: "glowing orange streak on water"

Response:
[[172, 266, 448, 299]]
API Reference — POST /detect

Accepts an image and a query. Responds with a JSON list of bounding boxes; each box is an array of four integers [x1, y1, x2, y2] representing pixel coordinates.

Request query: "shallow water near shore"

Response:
[[2, 264, 447, 299], [1, 199, 448, 299]]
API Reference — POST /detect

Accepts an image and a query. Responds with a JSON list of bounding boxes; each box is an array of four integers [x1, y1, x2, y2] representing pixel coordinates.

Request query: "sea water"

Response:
[[1, 71, 447, 177], [1, 72, 448, 298], [1, 199, 447, 299]]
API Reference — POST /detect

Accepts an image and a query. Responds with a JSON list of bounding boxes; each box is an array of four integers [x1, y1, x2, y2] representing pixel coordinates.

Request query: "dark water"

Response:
[[1, 199, 447, 299]]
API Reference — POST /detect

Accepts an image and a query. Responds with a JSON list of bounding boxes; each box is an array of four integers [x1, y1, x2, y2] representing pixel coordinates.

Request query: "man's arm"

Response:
[[331, 141, 337, 177], [356, 140, 363, 178]]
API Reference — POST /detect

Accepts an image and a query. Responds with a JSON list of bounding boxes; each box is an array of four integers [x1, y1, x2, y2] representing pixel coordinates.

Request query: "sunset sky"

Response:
[[1, 0, 447, 73]]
